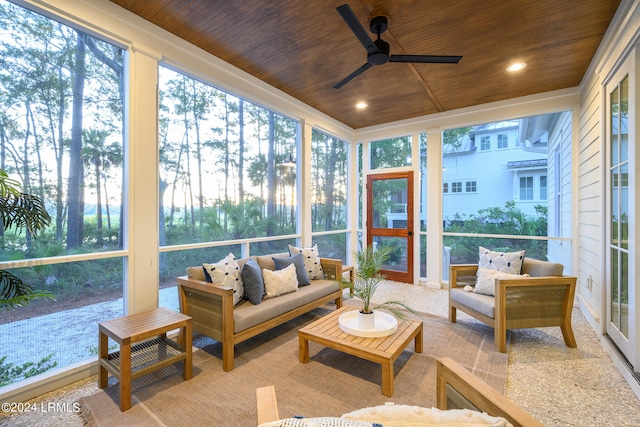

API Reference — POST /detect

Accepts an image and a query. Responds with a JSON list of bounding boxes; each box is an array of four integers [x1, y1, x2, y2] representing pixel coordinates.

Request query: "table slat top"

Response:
[[99, 307, 191, 341], [300, 306, 422, 358]]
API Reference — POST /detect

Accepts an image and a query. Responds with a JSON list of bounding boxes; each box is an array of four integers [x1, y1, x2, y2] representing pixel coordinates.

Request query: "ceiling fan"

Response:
[[333, 4, 462, 89]]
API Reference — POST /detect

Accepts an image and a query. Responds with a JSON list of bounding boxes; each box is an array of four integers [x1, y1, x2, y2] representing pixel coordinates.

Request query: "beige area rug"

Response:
[[79, 306, 508, 427]]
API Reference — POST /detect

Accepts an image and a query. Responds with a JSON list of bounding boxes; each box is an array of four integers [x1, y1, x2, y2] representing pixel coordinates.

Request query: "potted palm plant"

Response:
[[351, 244, 419, 330]]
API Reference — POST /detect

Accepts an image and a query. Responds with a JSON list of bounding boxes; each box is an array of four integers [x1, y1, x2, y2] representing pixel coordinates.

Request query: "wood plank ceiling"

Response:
[[109, 0, 620, 129]]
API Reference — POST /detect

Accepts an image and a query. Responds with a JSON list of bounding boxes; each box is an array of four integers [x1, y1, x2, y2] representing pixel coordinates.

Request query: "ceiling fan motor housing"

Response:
[[368, 39, 390, 65]]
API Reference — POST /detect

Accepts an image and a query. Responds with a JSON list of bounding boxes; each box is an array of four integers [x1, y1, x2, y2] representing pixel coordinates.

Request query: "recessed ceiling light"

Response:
[[507, 62, 526, 72], [355, 102, 368, 109]]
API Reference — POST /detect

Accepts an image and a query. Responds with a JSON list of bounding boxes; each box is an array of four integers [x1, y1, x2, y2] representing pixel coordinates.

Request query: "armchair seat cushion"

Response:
[[450, 288, 495, 319]]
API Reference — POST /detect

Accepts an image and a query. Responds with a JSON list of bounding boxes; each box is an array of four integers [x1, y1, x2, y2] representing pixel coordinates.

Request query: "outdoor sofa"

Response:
[[178, 251, 343, 371]]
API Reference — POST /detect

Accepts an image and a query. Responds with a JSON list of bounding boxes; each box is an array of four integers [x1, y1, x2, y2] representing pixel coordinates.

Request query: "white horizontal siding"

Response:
[[578, 60, 603, 312]]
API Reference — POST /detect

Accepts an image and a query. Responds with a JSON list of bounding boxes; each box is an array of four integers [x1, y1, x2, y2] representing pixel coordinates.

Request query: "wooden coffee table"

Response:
[[298, 306, 423, 397]]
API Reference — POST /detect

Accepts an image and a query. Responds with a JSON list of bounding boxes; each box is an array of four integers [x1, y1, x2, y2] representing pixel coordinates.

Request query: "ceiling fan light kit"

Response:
[[334, 4, 462, 89]]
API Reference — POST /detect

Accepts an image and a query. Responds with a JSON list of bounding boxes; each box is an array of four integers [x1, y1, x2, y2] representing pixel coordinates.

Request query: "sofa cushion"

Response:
[[289, 244, 324, 279], [233, 279, 340, 333], [474, 268, 530, 296], [450, 288, 495, 319], [186, 265, 206, 281], [263, 263, 298, 299], [273, 252, 310, 286], [478, 246, 525, 275], [256, 252, 289, 271], [241, 259, 265, 305], [202, 253, 244, 305]]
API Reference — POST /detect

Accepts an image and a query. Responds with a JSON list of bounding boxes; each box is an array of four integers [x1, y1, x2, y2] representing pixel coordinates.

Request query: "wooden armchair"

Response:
[[436, 357, 543, 427], [256, 357, 543, 426], [449, 257, 577, 352]]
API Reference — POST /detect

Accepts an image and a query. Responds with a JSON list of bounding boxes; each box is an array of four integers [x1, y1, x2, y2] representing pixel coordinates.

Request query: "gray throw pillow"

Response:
[[241, 259, 264, 305], [273, 252, 310, 286]]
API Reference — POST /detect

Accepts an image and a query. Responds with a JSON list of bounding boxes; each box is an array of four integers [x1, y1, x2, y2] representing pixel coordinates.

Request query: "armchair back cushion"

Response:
[[521, 257, 563, 277]]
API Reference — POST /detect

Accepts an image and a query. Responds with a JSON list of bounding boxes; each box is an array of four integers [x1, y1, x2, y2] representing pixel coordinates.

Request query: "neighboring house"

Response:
[[441, 118, 551, 221], [390, 114, 570, 229]]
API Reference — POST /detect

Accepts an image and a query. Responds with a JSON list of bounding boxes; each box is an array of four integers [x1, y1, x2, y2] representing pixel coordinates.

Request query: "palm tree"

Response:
[[0, 170, 53, 310], [82, 129, 122, 246]]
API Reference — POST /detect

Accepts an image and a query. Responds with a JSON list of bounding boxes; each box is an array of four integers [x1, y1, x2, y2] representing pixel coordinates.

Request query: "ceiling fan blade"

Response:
[[389, 55, 463, 64], [333, 62, 373, 89], [336, 4, 378, 54]]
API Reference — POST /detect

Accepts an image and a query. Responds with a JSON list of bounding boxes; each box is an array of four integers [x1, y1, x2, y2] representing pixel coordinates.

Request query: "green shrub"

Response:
[[0, 354, 57, 386]]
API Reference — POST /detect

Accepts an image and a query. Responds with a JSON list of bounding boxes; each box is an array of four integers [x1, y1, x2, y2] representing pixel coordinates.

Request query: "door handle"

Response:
[[408, 231, 413, 236]]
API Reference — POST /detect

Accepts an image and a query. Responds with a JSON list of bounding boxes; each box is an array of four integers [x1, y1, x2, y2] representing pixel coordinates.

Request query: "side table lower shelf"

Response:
[[100, 337, 187, 383]]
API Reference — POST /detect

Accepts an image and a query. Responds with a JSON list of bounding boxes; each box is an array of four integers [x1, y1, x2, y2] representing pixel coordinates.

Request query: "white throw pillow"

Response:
[[262, 263, 298, 298], [475, 267, 530, 296], [289, 244, 324, 279], [478, 246, 525, 275], [259, 418, 371, 427], [202, 253, 244, 305]]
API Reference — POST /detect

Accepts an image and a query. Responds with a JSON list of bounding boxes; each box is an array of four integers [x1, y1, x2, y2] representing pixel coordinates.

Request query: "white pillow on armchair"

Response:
[[474, 267, 530, 296]]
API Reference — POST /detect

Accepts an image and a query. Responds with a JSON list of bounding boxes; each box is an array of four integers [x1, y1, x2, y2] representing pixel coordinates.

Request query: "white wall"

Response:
[[576, 0, 640, 397], [547, 111, 573, 273]]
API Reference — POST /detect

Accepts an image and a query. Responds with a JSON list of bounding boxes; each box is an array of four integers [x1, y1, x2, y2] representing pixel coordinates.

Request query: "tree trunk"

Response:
[[223, 95, 231, 232], [159, 178, 168, 275], [266, 111, 276, 236], [192, 82, 204, 231], [0, 120, 5, 244], [94, 158, 103, 246], [55, 67, 66, 244], [104, 178, 111, 229], [66, 32, 86, 250], [238, 99, 245, 209], [169, 141, 185, 228], [22, 101, 33, 254], [324, 137, 338, 231], [27, 105, 45, 203], [183, 105, 195, 227]]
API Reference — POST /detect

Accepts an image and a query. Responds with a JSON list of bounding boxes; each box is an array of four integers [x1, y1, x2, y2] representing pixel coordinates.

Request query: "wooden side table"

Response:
[[98, 308, 192, 411]]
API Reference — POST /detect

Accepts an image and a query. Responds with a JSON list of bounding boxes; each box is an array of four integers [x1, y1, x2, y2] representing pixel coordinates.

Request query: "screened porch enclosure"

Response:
[[0, 0, 584, 401]]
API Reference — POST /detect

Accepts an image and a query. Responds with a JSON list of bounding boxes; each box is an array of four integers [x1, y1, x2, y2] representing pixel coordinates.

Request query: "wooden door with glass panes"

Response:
[[366, 171, 414, 283]]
